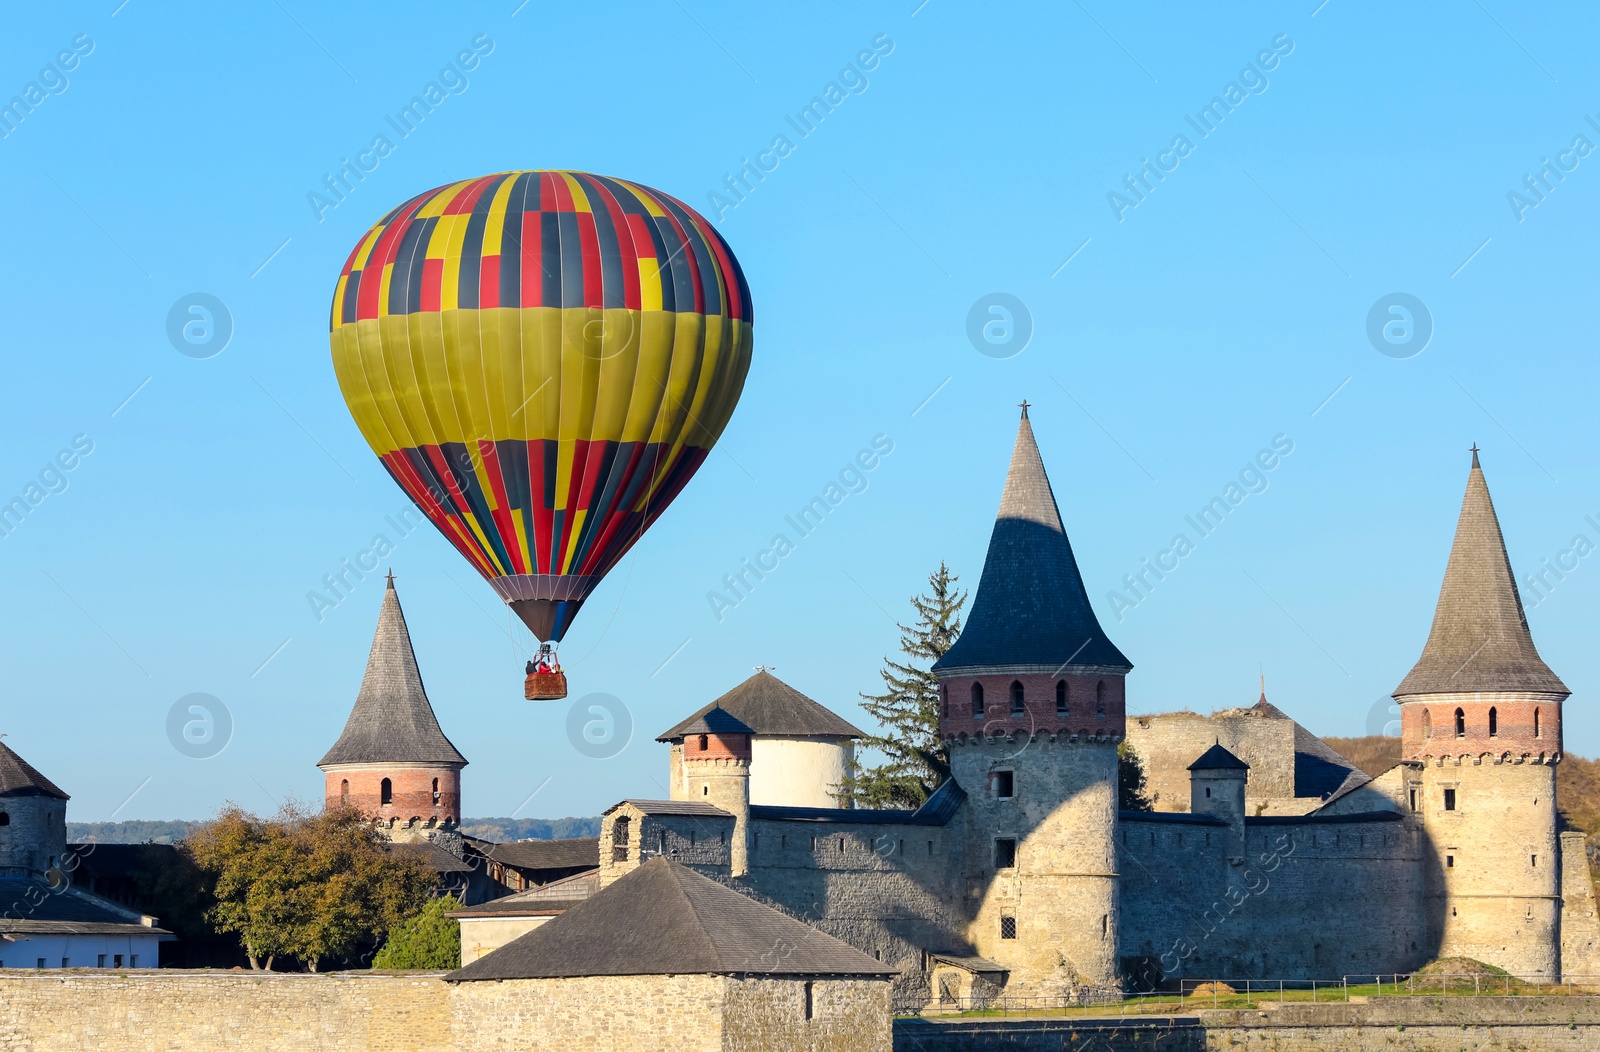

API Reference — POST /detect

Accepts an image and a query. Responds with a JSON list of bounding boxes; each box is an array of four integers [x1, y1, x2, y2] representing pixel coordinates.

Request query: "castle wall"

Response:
[[1124, 713, 1295, 813], [743, 817, 964, 1008], [1118, 813, 1430, 982], [0, 971, 452, 1052], [600, 807, 735, 886], [1560, 830, 1600, 979]]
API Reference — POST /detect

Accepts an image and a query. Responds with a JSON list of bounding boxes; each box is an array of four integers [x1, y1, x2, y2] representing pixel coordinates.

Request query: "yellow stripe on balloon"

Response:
[[481, 175, 519, 259], [559, 172, 592, 213], [638, 259, 662, 312]]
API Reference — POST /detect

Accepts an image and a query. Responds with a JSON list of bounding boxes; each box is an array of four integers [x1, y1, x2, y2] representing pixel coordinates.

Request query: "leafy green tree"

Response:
[[371, 894, 463, 969], [1118, 740, 1154, 812], [835, 563, 966, 809], [187, 803, 434, 971]]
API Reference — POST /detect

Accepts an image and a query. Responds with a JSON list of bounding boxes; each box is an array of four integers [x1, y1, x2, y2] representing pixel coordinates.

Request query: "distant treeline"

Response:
[[67, 816, 602, 845]]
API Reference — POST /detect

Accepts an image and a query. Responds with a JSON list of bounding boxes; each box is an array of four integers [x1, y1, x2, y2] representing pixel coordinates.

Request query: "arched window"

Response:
[[1009, 681, 1024, 716], [380, 778, 393, 806], [941, 683, 949, 719], [1422, 709, 1432, 738], [698, 734, 709, 752], [340, 780, 349, 806], [1056, 680, 1068, 715], [1454, 708, 1466, 738], [1534, 708, 1541, 738], [432, 777, 441, 805], [0, 812, 9, 827], [971, 682, 984, 719], [1488, 708, 1498, 738], [612, 815, 631, 862], [1095, 680, 1106, 716]]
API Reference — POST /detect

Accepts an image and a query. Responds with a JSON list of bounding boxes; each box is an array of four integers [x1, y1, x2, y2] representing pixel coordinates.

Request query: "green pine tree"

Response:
[[1118, 740, 1154, 812], [371, 894, 463, 970], [835, 563, 967, 809]]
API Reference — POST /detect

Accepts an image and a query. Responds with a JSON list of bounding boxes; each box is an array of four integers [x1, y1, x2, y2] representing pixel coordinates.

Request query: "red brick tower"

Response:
[[318, 575, 467, 843]]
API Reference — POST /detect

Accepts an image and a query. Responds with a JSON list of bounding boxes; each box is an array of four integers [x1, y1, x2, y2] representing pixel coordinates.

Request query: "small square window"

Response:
[[995, 838, 1017, 869], [35, 958, 45, 969], [1443, 789, 1457, 811], [1000, 914, 1017, 940], [97, 954, 106, 968], [61, 958, 69, 968], [1446, 855, 1455, 868], [994, 771, 1014, 799], [113, 955, 123, 968]]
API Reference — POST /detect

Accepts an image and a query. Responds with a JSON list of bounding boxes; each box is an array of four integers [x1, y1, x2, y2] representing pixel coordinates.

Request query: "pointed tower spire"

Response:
[[1394, 450, 1567, 697], [935, 410, 1130, 672], [319, 583, 467, 767]]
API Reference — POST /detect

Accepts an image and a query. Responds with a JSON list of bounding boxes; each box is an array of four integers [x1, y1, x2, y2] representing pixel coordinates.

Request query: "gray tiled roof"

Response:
[[934, 410, 1131, 673], [1188, 743, 1249, 771], [1395, 453, 1568, 697], [445, 858, 896, 981], [673, 707, 755, 737], [0, 878, 169, 936], [657, 671, 863, 741], [602, 799, 733, 818], [0, 742, 68, 800], [749, 777, 966, 826], [318, 580, 467, 767], [475, 836, 599, 871]]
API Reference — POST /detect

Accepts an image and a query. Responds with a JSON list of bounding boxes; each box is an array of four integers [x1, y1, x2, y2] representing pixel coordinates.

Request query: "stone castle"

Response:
[[326, 408, 1600, 1006]]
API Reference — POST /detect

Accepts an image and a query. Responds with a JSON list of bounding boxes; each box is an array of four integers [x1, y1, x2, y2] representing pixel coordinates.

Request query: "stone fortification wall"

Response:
[[0, 971, 891, 1052], [1124, 712, 1295, 813], [895, 997, 1600, 1051], [1561, 830, 1600, 979], [744, 817, 964, 1007], [0, 971, 452, 1052], [1118, 813, 1430, 982]]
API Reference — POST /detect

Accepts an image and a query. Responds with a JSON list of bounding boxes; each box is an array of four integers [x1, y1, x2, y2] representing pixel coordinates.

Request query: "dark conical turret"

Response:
[[319, 577, 468, 767], [934, 407, 1130, 673], [1394, 450, 1567, 697]]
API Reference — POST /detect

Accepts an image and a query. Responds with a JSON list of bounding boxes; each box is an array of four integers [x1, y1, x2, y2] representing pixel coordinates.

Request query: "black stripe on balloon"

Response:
[[584, 180, 627, 311], [660, 197, 721, 317], [566, 440, 625, 572], [341, 271, 361, 325], [458, 178, 503, 309], [388, 215, 435, 316], [499, 173, 533, 309], [654, 217, 690, 314], [539, 212, 561, 309], [435, 441, 513, 573], [556, 212, 584, 309]]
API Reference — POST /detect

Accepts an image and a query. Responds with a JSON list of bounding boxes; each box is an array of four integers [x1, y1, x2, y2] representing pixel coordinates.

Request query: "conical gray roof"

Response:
[[1189, 742, 1249, 771], [0, 741, 68, 800], [1394, 451, 1567, 697], [318, 579, 467, 767], [934, 409, 1131, 673], [446, 857, 895, 981], [657, 671, 862, 741]]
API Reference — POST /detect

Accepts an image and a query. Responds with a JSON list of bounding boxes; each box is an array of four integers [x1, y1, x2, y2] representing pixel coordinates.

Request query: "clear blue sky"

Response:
[[4, 2, 1597, 822]]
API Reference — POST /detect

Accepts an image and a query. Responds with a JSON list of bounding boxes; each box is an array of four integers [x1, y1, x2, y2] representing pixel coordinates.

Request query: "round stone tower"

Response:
[[933, 405, 1130, 994], [1395, 449, 1567, 978], [677, 707, 753, 876], [0, 741, 70, 878], [318, 576, 468, 846]]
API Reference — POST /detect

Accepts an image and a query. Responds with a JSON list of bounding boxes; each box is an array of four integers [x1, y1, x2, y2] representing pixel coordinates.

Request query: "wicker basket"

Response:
[[524, 670, 568, 701]]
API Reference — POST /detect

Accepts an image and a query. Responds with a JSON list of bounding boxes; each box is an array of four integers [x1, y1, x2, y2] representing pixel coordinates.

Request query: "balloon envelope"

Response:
[[330, 171, 753, 641]]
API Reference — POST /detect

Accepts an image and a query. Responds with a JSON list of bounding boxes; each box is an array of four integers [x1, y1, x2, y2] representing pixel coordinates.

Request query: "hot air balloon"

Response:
[[330, 171, 753, 699]]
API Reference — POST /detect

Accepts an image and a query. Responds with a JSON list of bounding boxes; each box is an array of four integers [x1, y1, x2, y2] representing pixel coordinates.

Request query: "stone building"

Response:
[[446, 857, 894, 1052], [0, 741, 170, 969], [587, 409, 1599, 1006]]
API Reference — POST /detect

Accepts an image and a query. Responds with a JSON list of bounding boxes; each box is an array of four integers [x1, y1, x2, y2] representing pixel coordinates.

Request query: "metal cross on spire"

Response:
[[1470, 442, 1481, 468], [1018, 399, 1031, 418]]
